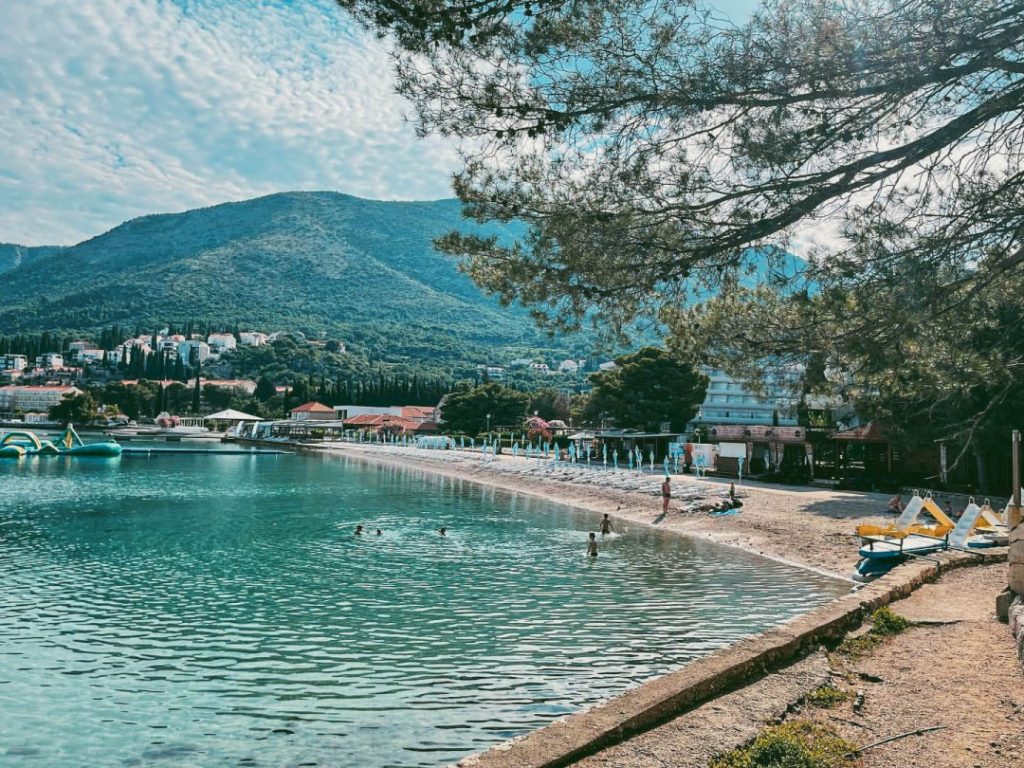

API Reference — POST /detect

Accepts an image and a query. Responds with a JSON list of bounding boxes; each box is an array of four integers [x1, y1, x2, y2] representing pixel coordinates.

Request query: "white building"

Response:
[[0, 385, 82, 414], [177, 340, 211, 365], [334, 405, 404, 420], [78, 349, 105, 364], [529, 362, 550, 373], [239, 331, 268, 347], [509, 357, 533, 368], [67, 341, 91, 355], [0, 354, 28, 371], [36, 353, 64, 368], [207, 333, 237, 353], [598, 361, 618, 371], [688, 365, 801, 429], [159, 340, 179, 356], [558, 359, 579, 373]]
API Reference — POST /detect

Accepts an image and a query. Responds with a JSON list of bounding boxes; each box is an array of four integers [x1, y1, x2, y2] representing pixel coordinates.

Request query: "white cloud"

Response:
[[0, 0, 459, 245]]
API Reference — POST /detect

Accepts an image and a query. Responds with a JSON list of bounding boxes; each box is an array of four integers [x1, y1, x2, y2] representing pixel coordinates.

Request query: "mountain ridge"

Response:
[[0, 192, 582, 372]]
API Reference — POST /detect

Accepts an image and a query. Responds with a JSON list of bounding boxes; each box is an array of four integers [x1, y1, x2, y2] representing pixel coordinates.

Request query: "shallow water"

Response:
[[0, 447, 847, 767]]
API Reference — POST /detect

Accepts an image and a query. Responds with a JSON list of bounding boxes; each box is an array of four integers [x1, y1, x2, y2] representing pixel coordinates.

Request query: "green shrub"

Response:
[[870, 605, 909, 636], [836, 605, 910, 659], [710, 720, 856, 768], [804, 684, 850, 708]]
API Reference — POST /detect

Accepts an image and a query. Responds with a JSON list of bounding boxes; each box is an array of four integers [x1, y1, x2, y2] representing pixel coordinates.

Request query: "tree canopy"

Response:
[[338, 0, 1024, 452], [49, 392, 99, 425], [439, 381, 531, 434], [581, 347, 707, 431]]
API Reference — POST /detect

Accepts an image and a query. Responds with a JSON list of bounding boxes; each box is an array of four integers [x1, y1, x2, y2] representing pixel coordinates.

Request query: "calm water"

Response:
[[0, 447, 846, 767]]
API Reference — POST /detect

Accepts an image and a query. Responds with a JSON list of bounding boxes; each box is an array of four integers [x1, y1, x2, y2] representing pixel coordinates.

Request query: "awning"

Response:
[[204, 409, 262, 421]]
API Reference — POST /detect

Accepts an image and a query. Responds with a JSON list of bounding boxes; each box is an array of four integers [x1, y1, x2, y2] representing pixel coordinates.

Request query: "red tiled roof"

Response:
[[291, 401, 335, 414], [343, 413, 422, 431]]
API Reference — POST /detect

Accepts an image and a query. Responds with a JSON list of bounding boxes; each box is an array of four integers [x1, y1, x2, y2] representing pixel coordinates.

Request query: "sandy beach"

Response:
[[310, 442, 895, 578]]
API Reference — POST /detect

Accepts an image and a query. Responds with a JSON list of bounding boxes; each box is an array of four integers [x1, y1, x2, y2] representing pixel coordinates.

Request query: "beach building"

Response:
[[334, 405, 403, 420], [0, 385, 82, 415], [687, 365, 800, 430], [558, 359, 579, 373], [343, 413, 437, 436], [207, 333, 237, 353], [290, 401, 338, 421], [67, 341, 90, 356], [0, 354, 28, 372]]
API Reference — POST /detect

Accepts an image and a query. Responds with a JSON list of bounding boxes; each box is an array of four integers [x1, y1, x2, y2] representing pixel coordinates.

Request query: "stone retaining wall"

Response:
[[1011, 595, 1024, 667], [455, 550, 1006, 768]]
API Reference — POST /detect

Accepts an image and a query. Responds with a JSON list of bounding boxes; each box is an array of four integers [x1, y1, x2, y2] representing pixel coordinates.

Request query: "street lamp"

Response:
[[486, 413, 491, 440]]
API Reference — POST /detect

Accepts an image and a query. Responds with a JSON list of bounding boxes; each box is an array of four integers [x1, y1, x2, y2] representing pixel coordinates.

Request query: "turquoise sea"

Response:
[[0, 447, 847, 767]]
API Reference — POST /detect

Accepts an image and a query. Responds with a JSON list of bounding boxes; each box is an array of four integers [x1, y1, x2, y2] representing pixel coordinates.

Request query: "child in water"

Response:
[[437, 527, 447, 537], [587, 532, 598, 558], [354, 524, 364, 535], [600, 513, 614, 536]]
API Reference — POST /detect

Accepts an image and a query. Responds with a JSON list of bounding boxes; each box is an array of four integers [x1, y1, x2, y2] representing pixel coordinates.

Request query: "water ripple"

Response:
[[0, 447, 846, 767]]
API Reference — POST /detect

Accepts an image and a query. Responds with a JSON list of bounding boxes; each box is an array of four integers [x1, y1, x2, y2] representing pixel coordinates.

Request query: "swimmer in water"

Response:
[[437, 527, 447, 537], [376, 528, 382, 536], [600, 513, 614, 536], [587, 532, 598, 558], [354, 524, 364, 535]]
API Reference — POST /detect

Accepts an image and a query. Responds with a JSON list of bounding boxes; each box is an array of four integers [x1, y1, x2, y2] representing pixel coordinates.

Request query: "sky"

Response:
[[0, 0, 757, 246]]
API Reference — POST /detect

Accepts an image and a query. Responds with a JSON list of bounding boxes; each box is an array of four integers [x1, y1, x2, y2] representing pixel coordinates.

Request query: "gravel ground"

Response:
[[810, 564, 1024, 768]]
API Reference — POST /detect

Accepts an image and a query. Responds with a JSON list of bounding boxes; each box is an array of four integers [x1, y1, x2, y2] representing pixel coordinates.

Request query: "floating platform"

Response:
[[1, 426, 122, 458]]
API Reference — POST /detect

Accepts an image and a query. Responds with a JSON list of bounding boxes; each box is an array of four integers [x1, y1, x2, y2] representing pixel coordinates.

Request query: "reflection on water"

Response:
[[0, 447, 846, 767]]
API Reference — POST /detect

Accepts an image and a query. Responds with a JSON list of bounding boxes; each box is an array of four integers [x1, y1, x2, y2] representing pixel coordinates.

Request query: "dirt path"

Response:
[[560, 564, 1023, 768], [813, 564, 1024, 768]]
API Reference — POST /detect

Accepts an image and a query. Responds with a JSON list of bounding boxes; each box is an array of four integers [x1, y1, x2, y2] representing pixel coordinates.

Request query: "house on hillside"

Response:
[[207, 333, 237, 353], [557, 359, 579, 374], [343, 413, 438, 436], [290, 401, 337, 421], [239, 332, 268, 347]]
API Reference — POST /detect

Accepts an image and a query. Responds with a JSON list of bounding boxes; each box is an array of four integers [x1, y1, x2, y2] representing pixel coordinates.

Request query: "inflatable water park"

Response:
[[854, 490, 1009, 580], [0, 425, 122, 458]]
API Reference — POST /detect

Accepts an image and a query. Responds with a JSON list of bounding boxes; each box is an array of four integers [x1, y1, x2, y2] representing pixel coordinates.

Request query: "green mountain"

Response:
[[0, 243, 64, 274], [0, 192, 588, 373]]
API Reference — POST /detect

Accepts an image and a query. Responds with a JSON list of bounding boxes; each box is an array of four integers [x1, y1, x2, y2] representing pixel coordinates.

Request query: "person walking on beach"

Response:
[[729, 482, 737, 502], [661, 477, 672, 514], [587, 532, 598, 558], [600, 514, 614, 536]]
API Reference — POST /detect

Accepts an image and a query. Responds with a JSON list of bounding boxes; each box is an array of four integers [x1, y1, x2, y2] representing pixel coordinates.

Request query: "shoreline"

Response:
[[293, 440, 895, 580]]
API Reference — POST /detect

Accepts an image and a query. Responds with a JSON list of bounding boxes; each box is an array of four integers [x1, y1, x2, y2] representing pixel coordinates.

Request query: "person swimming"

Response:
[[375, 528, 383, 536], [354, 524, 364, 535], [437, 527, 447, 537], [600, 513, 614, 535], [587, 532, 598, 558]]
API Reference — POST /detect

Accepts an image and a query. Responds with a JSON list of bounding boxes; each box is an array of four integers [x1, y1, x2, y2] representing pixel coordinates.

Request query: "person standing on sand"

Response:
[[887, 494, 903, 513], [729, 482, 737, 502], [600, 514, 614, 536], [587, 532, 598, 558], [661, 477, 671, 514]]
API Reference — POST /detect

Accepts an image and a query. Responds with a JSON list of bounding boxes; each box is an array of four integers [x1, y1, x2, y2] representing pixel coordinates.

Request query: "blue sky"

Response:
[[0, 0, 757, 246]]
